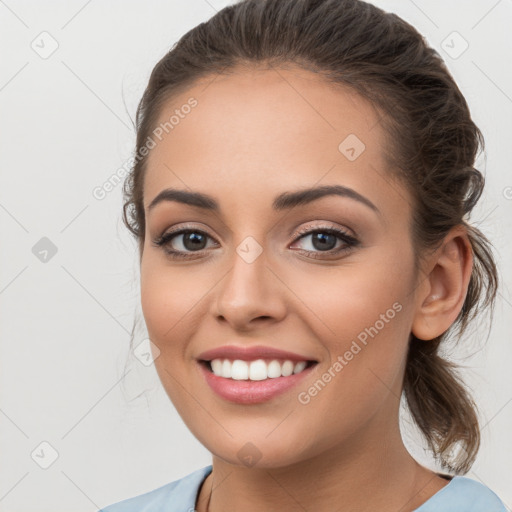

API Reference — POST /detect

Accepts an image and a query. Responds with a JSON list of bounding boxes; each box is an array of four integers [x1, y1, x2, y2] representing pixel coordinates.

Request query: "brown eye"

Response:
[[152, 228, 218, 258], [290, 225, 360, 259]]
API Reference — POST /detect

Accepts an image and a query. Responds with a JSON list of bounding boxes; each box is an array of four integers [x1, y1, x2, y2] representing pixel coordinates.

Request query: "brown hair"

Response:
[[122, 0, 498, 474]]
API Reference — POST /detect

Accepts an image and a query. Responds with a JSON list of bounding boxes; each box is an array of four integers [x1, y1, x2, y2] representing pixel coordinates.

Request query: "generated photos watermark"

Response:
[[297, 301, 403, 405]]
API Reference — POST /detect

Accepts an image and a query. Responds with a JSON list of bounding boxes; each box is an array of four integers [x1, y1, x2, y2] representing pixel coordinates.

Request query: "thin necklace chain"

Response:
[[205, 472, 213, 512]]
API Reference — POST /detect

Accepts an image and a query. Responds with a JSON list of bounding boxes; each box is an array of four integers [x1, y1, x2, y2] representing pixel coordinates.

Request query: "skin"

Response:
[[139, 64, 473, 512]]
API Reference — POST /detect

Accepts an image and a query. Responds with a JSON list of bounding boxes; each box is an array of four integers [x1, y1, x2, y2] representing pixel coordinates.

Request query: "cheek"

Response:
[[289, 300, 411, 460], [140, 255, 208, 342], [287, 248, 414, 404], [289, 250, 412, 345], [139, 259, 203, 409]]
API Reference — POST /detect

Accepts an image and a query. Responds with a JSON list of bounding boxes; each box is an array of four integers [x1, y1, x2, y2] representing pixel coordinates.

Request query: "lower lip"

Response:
[[198, 361, 317, 404]]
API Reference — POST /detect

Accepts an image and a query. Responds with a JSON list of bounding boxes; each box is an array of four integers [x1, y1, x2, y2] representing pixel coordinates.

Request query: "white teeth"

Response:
[[267, 360, 282, 378], [211, 359, 223, 375], [221, 359, 232, 377], [293, 361, 307, 374], [249, 359, 267, 381], [231, 360, 249, 380], [281, 360, 294, 377], [208, 358, 311, 380]]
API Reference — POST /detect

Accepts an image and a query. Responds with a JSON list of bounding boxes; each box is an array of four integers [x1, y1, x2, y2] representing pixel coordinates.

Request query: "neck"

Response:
[[196, 409, 449, 512]]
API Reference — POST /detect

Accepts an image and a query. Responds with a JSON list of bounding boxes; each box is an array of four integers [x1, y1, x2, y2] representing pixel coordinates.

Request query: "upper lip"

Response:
[[197, 345, 318, 363]]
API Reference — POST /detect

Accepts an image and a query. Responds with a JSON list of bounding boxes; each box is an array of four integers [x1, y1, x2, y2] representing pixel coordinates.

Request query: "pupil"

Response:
[[184, 232, 206, 250], [313, 233, 336, 251]]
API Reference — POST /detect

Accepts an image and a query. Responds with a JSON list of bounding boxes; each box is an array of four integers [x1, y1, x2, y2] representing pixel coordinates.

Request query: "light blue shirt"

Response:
[[99, 465, 508, 512]]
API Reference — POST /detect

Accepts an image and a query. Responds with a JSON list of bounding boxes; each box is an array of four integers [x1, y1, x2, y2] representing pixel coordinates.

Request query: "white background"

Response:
[[0, 1, 511, 510]]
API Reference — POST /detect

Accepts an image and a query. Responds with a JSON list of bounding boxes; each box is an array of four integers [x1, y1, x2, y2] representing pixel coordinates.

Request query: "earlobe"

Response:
[[411, 226, 473, 341]]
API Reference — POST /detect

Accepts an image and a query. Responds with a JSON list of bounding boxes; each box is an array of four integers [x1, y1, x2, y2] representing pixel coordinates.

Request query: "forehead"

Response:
[[143, 64, 404, 221]]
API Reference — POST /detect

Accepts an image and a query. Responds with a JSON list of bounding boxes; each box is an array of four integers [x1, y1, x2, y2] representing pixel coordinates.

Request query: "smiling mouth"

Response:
[[199, 358, 318, 381]]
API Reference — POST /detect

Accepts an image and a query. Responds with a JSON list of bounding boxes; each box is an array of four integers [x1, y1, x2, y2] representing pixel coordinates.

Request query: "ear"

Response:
[[411, 226, 473, 341]]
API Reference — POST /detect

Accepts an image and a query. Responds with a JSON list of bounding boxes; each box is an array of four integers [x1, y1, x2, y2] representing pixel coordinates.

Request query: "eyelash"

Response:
[[152, 223, 360, 260]]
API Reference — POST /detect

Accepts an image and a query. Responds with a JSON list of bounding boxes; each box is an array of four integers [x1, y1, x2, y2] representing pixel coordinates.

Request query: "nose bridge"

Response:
[[220, 234, 270, 305], [213, 233, 286, 327]]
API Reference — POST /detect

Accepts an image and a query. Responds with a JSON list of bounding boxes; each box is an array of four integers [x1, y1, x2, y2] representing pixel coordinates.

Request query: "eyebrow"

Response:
[[147, 184, 380, 215]]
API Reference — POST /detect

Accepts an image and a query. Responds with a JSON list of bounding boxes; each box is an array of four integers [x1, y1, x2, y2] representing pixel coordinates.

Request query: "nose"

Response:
[[212, 243, 287, 331]]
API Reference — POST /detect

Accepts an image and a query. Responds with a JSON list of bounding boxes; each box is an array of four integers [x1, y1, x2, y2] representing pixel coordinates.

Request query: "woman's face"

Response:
[[140, 65, 422, 468]]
